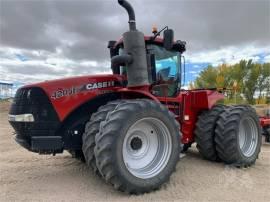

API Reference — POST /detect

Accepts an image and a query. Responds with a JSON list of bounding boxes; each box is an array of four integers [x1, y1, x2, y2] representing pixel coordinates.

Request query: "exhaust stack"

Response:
[[118, 0, 136, 31], [112, 0, 149, 87]]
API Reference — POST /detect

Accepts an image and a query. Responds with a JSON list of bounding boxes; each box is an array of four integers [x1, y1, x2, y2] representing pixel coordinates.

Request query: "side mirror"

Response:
[[163, 29, 174, 50], [172, 40, 186, 53]]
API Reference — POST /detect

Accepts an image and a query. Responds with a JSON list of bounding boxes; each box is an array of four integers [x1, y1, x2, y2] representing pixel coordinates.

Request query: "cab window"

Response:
[[148, 44, 180, 97], [150, 45, 179, 82]]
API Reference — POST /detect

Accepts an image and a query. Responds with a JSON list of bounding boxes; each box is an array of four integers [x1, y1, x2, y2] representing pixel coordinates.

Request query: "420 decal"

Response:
[[51, 81, 117, 99]]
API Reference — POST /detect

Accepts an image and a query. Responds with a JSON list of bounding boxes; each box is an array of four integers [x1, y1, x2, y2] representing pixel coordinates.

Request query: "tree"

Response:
[[194, 65, 217, 88], [193, 59, 270, 104], [257, 63, 270, 99], [242, 61, 260, 104]]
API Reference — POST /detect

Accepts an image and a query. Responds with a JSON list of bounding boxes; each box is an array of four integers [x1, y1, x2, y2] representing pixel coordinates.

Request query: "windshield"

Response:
[[118, 44, 180, 97], [147, 44, 180, 82], [119, 45, 180, 80]]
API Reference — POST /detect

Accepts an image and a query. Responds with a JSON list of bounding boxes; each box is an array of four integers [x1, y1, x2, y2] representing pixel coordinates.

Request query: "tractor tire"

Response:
[[94, 99, 181, 194], [215, 105, 262, 167], [194, 105, 226, 161], [82, 100, 125, 174]]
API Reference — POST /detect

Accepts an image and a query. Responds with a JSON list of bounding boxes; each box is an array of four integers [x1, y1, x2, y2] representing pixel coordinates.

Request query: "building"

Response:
[[0, 81, 13, 99]]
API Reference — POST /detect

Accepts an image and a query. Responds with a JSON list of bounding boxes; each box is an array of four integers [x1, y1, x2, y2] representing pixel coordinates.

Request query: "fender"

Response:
[[180, 90, 224, 144], [191, 90, 224, 110], [117, 87, 159, 102]]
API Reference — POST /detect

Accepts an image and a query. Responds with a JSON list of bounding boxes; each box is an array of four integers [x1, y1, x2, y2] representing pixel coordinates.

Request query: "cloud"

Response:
[[186, 45, 270, 66], [263, 55, 270, 63], [188, 70, 199, 74], [0, 47, 111, 83], [0, 0, 269, 85]]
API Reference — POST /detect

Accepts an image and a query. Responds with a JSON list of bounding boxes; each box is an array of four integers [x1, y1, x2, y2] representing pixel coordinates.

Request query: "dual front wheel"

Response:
[[82, 99, 181, 194]]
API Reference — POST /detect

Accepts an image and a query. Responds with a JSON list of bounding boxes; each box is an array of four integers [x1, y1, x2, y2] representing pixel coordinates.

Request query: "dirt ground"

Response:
[[0, 101, 270, 202]]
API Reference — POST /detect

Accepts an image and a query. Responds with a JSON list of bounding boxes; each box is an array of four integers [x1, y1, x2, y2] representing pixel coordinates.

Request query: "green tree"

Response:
[[242, 61, 260, 104], [257, 63, 270, 99], [194, 65, 218, 88], [193, 59, 270, 104]]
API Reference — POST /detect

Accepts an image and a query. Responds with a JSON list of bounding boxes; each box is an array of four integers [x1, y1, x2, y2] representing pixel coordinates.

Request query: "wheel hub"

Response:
[[122, 117, 172, 179], [238, 117, 258, 157], [130, 137, 142, 150]]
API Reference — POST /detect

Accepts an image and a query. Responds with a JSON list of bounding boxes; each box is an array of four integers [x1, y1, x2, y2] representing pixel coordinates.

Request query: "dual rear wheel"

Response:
[[195, 105, 261, 167]]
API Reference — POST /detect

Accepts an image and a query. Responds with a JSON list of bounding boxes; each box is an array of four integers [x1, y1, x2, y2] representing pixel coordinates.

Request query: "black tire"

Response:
[[194, 105, 226, 161], [94, 99, 181, 194], [215, 105, 262, 167], [82, 100, 125, 174]]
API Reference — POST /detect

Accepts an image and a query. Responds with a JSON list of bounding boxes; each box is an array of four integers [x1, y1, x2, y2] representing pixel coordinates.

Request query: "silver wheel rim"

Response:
[[238, 117, 258, 157], [122, 117, 172, 179]]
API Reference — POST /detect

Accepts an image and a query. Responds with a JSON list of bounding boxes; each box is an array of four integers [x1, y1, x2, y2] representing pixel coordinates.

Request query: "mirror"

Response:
[[172, 40, 186, 53], [163, 29, 174, 50]]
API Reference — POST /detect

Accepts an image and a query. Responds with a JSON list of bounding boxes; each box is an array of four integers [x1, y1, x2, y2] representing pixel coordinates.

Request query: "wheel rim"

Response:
[[122, 117, 172, 179], [238, 117, 258, 157]]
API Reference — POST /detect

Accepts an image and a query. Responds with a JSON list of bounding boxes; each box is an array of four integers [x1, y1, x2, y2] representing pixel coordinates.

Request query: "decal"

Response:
[[51, 81, 116, 99], [86, 81, 114, 90]]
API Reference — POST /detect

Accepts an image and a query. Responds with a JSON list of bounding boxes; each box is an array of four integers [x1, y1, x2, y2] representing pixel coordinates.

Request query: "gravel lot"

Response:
[[1, 101, 270, 202]]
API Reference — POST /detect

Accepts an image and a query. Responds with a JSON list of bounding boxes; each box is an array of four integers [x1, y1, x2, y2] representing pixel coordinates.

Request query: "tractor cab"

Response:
[[108, 29, 186, 97], [147, 42, 182, 97]]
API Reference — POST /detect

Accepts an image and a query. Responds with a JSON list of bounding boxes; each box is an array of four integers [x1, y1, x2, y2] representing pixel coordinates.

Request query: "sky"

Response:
[[0, 0, 270, 89]]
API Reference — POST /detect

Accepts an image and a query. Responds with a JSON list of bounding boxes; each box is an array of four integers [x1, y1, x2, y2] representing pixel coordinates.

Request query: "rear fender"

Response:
[[191, 90, 224, 110], [181, 90, 224, 144]]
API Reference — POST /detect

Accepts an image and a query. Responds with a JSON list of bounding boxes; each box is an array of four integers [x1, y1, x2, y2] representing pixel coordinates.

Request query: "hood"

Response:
[[17, 74, 126, 121]]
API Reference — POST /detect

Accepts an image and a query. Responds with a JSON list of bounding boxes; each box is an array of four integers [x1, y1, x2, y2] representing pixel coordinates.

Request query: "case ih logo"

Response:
[[51, 81, 115, 99], [86, 81, 114, 90]]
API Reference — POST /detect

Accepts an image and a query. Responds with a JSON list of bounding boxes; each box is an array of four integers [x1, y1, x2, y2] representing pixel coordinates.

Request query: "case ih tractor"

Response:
[[261, 110, 270, 143], [8, 0, 263, 194]]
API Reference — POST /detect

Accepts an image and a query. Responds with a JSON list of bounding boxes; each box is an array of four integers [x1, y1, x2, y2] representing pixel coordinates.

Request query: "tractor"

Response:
[[261, 109, 270, 143], [8, 0, 262, 194]]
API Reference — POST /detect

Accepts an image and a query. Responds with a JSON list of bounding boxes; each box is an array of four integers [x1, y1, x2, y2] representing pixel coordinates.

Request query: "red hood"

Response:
[[23, 74, 124, 89], [20, 74, 125, 121]]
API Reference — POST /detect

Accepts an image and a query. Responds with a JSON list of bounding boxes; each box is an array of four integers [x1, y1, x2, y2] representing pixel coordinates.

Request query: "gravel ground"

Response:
[[0, 101, 270, 202]]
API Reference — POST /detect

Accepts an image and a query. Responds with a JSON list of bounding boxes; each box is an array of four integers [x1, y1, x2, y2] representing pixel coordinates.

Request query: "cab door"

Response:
[[148, 44, 181, 98]]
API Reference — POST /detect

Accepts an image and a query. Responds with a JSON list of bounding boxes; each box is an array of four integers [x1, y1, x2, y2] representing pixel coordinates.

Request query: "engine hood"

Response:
[[18, 74, 126, 121], [23, 74, 126, 100], [23, 74, 125, 90]]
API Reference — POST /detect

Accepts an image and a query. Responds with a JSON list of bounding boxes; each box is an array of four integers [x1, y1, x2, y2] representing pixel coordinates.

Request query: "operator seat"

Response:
[[152, 67, 178, 97]]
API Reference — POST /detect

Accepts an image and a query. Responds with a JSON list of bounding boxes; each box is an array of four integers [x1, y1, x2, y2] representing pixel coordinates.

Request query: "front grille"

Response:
[[9, 87, 60, 139]]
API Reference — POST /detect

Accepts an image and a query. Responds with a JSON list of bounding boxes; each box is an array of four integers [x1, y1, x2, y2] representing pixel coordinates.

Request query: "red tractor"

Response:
[[8, 0, 262, 194], [260, 109, 270, 143]]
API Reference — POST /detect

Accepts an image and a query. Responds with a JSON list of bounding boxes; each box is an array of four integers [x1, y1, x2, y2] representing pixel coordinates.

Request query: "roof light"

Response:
[[152, 25, 158, 34]]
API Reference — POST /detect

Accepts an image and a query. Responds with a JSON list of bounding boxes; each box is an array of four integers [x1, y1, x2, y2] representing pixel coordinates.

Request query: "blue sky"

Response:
[[184, 62, 210, 85]]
